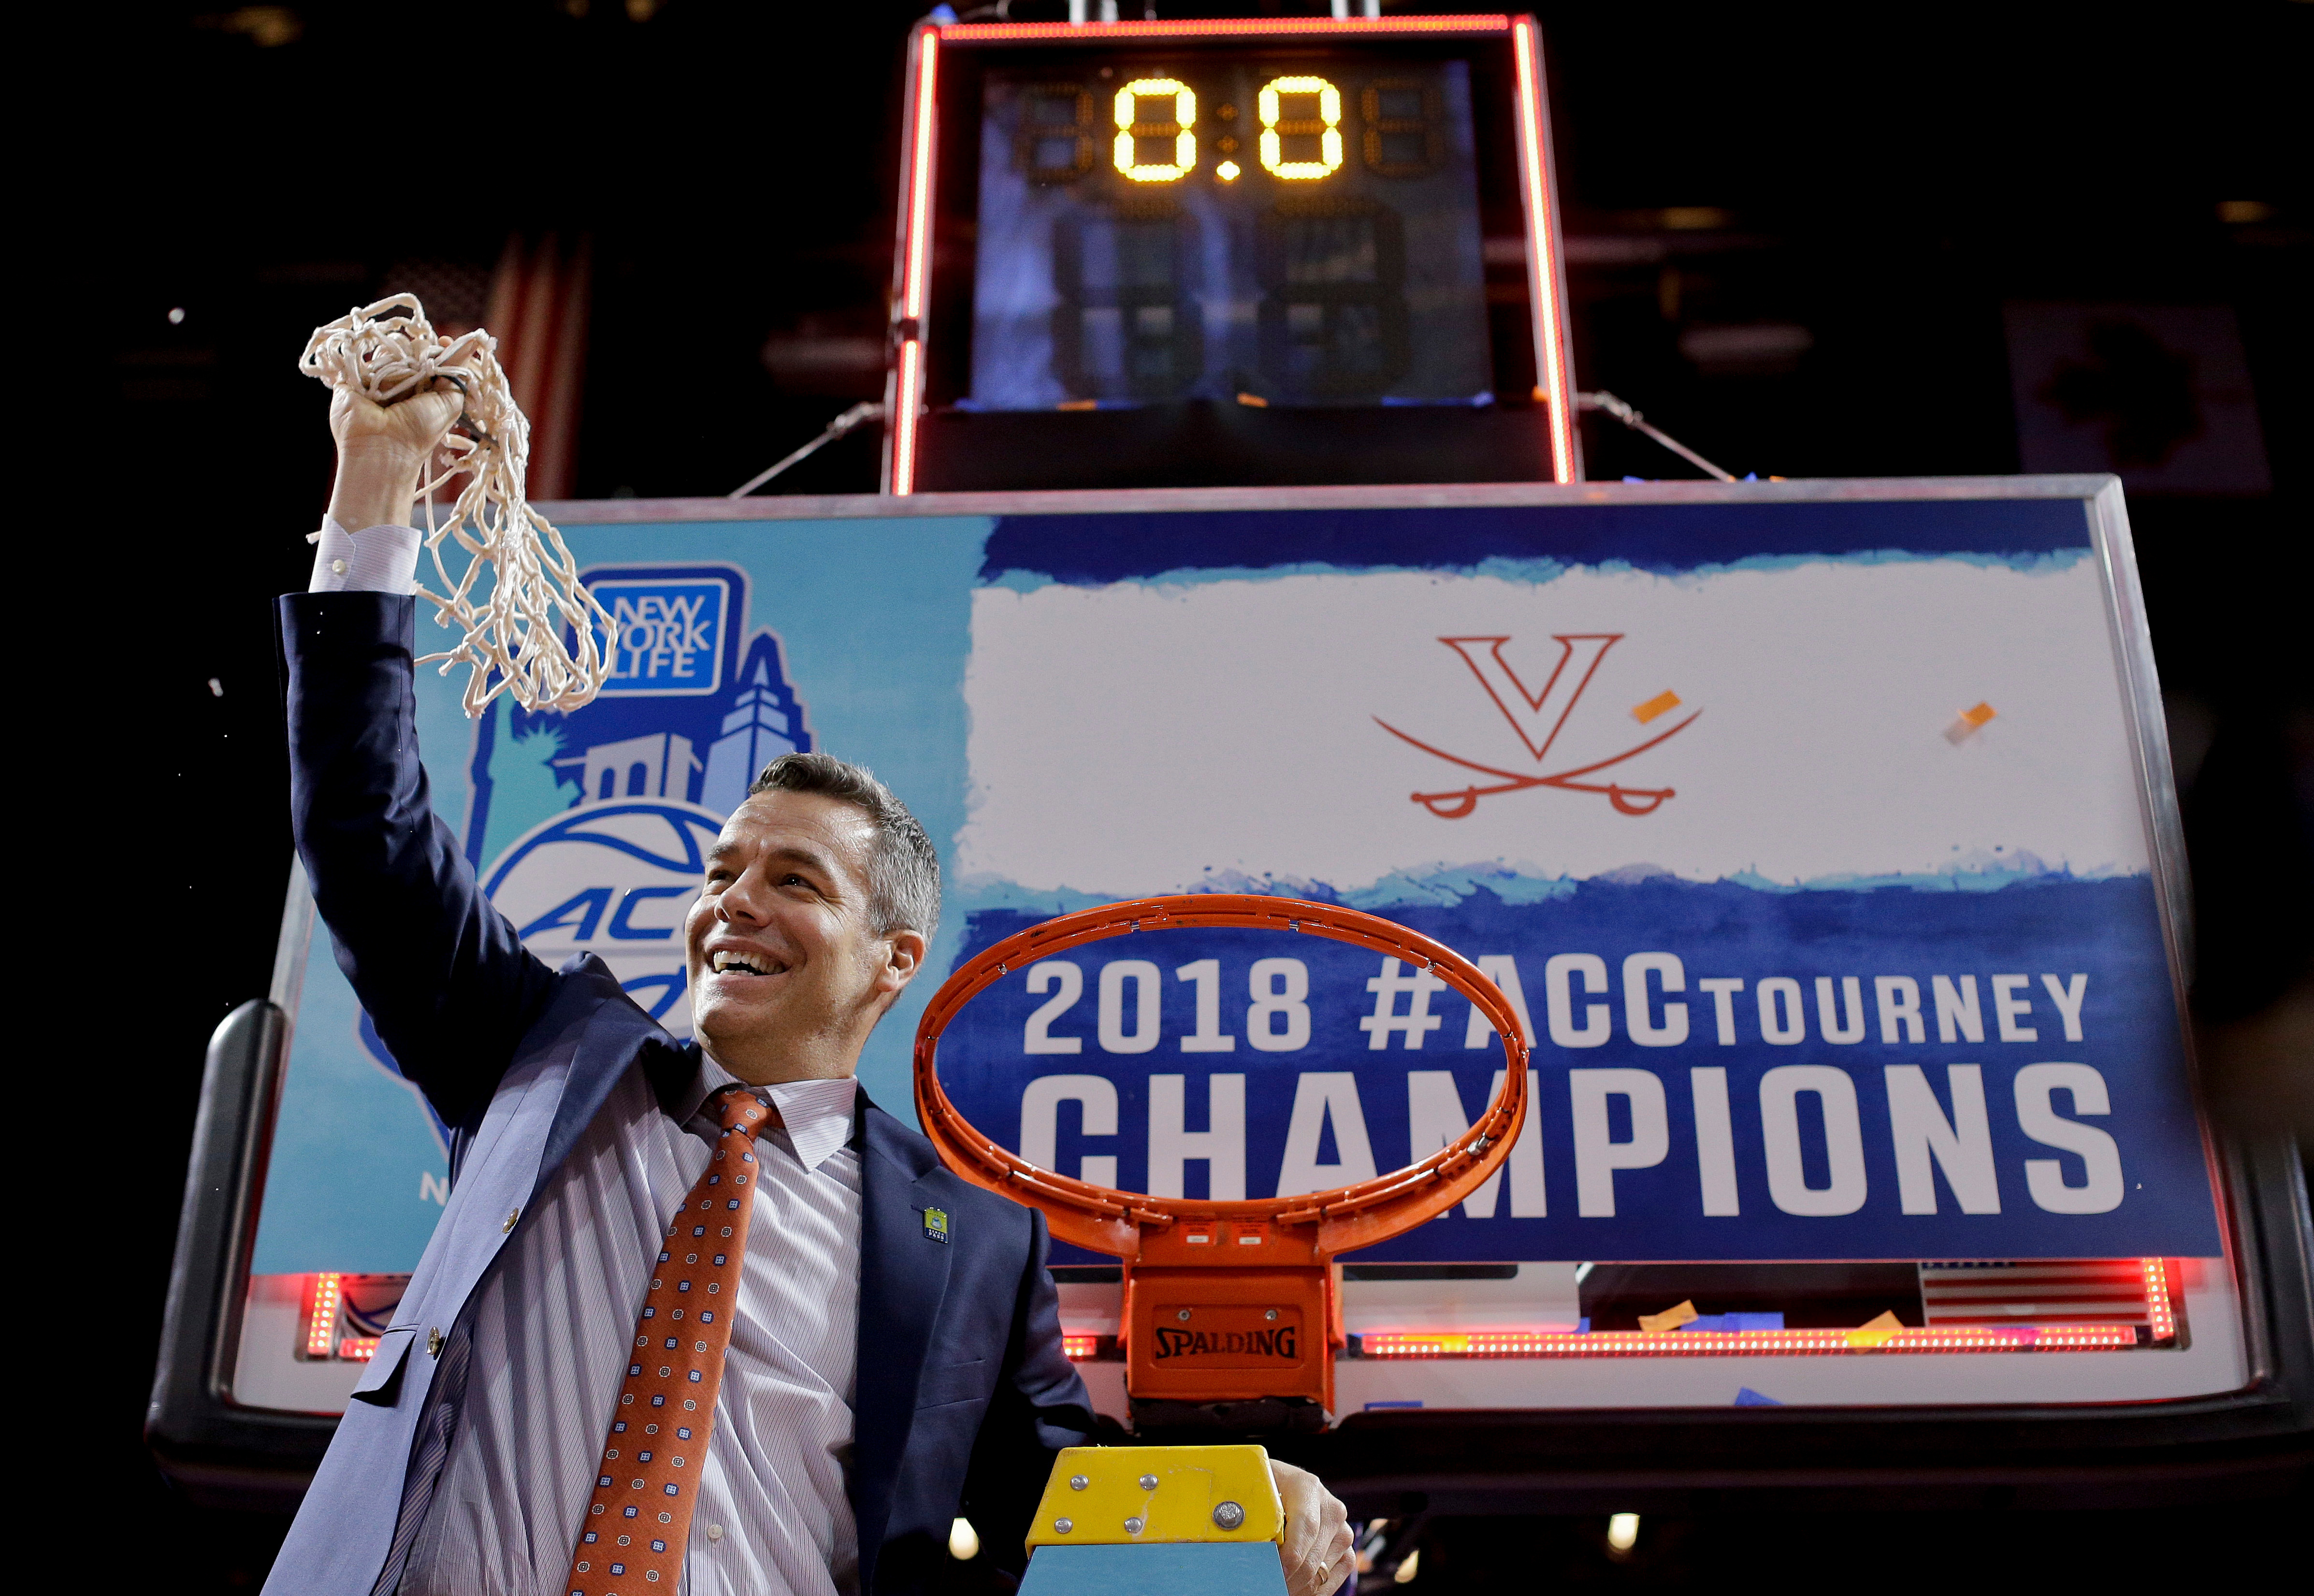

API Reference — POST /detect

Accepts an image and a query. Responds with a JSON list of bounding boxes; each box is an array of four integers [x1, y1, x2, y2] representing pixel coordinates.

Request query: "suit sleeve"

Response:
[[958, 1207, 1102, 1579], [280, 592, 557, 1127]]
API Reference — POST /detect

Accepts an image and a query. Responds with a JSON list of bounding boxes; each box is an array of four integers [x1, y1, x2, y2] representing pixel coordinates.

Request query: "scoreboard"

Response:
[[884, 15, 1579, 493], [969, 63, 1490, 407]]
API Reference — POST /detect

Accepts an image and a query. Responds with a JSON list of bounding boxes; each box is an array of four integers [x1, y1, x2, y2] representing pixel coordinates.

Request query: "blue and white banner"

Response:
[[253, 489, 2221, 1273]]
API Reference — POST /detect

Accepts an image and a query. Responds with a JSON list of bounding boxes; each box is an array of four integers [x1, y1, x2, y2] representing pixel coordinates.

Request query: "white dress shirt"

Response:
[[309, 516, 422, 594], [320, 522, 866, 1596], [401, 1057, 864, 1596]]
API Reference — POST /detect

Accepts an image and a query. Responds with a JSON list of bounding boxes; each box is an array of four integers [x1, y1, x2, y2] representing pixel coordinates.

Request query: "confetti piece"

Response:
[[1846, 1309, 1906, 1349], [1637, 1299, 1700, 1335], [1733, 1387, 1784, 1407], [1056, 398, 1098, 412], [1235, 391, 1269, 408], [1943, 701, 1997, 743], [1633, 690, 1683, 725]]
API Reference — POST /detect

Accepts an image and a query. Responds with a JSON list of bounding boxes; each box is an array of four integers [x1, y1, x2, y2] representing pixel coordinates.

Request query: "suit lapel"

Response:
[[850, 1094, 955, 1590], [531, 954, 687, 1201]]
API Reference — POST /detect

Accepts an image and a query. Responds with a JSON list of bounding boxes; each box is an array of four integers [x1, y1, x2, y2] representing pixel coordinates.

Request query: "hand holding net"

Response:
[[300, 294, 613, 716]]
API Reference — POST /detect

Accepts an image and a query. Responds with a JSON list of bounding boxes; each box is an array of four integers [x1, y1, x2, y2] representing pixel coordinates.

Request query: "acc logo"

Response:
[[482, 802, 727, 1032], [1375, 634, 1699, 818]]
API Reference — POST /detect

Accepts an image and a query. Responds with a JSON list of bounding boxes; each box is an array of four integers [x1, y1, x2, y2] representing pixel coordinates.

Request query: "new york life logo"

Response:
[[1377, 634, 1699, 817], [468, 564, 811, 1036], [593, 576, 729, 696]]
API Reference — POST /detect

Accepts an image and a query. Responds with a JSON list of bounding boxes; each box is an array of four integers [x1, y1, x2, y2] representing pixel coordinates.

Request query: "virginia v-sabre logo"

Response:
[[1376, 633, 1699, 818]]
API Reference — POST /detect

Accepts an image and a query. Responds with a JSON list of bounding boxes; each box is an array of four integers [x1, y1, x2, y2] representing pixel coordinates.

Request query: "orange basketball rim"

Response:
[[914, 894, 1530, 1420]]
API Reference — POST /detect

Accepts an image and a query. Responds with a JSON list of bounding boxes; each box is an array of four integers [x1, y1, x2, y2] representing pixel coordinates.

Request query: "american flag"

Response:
[[1918, 1260, 2169, 1328]]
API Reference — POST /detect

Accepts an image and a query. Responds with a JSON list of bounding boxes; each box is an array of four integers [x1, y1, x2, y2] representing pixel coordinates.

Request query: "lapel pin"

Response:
[[923, 1206, 951, 1244]]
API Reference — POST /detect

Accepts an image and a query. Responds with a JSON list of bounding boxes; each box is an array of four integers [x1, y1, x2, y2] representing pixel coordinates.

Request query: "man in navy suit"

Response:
[[262, 379, 1353, 1596]]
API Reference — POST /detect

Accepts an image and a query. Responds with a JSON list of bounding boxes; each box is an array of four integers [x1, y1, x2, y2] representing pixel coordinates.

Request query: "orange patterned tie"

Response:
[[565, 1086, 778, 1596]]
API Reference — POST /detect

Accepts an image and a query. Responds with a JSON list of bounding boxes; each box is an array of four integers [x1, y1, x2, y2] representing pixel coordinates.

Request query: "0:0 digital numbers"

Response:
[[1258, 75, 1344, 180], [1114, 77, 1197, 182], [1107, 75, 1366, 184]]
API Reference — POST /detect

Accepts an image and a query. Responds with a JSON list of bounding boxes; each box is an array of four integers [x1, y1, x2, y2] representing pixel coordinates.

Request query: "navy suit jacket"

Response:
[[263, 593, 1096, 1596]]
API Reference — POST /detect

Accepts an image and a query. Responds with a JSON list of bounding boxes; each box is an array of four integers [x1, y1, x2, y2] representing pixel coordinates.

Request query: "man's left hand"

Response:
[[1271, 1459, 1355, 1596]]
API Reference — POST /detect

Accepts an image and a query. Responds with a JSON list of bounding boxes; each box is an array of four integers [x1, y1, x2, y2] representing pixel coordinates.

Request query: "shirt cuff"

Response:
[[309, 517, 422, 595]]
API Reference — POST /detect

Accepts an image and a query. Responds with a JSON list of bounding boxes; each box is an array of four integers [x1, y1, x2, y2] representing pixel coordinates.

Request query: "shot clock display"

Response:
[[968, 62, 1490, 409], [885, 15, 1579, 492]]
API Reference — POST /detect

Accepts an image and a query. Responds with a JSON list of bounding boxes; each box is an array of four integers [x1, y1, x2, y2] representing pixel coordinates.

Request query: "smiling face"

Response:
[[683, 789, 926, 1085]]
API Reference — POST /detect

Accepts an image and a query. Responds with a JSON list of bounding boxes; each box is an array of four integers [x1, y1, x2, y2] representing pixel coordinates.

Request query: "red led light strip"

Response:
[[890, 26, 941, 496], [1510, 17, 1576, 483], [338, 1336, 381, 1362], [1357, 1324, 2140, 1358], [1061, 1334, 1103, 1361], [304, 1272, 344, 1360], [902, 31, 939, 330], [892, 339, 925, 496], [936, 16, 1514, 43], [2142, 1258, 2177, 1341]]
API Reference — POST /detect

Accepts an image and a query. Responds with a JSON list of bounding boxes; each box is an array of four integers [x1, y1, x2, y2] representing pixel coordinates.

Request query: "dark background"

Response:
[[91, 0, 2307, 1586]]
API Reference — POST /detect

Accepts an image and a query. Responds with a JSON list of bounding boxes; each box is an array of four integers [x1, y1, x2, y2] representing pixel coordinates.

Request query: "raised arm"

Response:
[[323, 379, 463, 537], [281, 384, 558, 1127]]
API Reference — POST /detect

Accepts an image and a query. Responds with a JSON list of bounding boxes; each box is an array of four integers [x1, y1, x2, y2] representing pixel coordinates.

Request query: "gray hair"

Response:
[[746, 752, 941, 942]]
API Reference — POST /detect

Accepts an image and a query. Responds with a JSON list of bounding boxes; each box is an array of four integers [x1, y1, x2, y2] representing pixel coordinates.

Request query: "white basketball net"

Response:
[[300, 294, 613, 716]]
